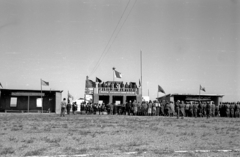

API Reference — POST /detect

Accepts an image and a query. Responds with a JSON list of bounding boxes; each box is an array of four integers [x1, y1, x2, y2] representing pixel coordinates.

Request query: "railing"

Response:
[[98, 87, 139, 94]]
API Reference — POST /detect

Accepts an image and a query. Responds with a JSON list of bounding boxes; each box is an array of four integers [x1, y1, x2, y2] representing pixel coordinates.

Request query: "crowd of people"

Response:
[[60, 98, 240, 118], [60, 98, 78, 117]]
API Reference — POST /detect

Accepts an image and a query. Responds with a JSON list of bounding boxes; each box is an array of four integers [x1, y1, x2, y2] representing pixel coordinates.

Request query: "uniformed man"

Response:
[[235, 102, 240, 118], [185, 102, 190, 117], [193, 101, 199, 118], [60, 98, 67, 117], [180, 101, 185, 119], [175, 100, 180, 119], [206, 101, 211, 118], [212, 101, 216, 117], [202, 102, 207, 117], [189, 102, 193, 117], [226, 102, 230, 117], [215, 103, 220, 117], [199, 101, 204, 117], [230, 102, 235, 118]]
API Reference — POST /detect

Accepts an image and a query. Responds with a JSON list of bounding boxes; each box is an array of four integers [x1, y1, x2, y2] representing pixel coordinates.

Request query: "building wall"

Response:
[[55, 92, 62, 114], [0, 89, 62, 113]]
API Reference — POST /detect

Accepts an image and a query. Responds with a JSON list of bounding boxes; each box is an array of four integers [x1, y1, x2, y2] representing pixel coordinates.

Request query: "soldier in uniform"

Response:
[[206, 101, 211, 118], [215, 103, 220, 117], [180, 101, 185, 119], [199, 101, 204, 117], [235, 102, 240, 118], [189, 102, 193, 117], [193, 101, 199, 118], [185, 102, 190, 117], [226, 102, 230, 117], [156, 101, 160, 116], [175, 100, 180, 119], [230, 102, 235, 118], [212, 101, 216, 117]]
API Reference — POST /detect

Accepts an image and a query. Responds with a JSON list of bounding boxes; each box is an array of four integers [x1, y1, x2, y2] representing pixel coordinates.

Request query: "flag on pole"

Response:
[[200, 85, 206, 92], [114, 70, 122, 78], [158, 85, 165, 94], [139, 79, 141, 88], [0, 82, 2, 88], [68, 91, 74, 103], [86, 79, 96, 88], [96, 77, 102, 83], [41, 80, 49, 86], [68, 92, 74, 99]]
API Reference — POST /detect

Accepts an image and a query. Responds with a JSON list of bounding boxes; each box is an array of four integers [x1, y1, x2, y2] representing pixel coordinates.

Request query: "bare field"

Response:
[[0, 113, 240, 157]]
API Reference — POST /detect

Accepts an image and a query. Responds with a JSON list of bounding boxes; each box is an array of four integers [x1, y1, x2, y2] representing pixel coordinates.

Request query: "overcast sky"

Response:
[[0, 0, 239, 101]]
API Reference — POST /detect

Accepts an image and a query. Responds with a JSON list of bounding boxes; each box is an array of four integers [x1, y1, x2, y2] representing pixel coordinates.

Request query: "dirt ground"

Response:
[[0, 113, 240, 157]]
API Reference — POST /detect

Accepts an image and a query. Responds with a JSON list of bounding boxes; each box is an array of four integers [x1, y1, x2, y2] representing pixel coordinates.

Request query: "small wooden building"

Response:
[[157, 93, 224, 105], [0, 88, 62, 113]]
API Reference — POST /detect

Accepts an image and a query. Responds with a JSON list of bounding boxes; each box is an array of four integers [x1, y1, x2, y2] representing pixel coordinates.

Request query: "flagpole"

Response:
[[112, 67, 115, 82], [140, 51, 142, 98], [41, 79, 43, 113], [199, 85, 201, 102]]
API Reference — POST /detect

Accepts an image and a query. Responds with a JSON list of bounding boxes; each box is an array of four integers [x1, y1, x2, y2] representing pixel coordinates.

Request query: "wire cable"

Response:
[[89, 0, 136, 76]]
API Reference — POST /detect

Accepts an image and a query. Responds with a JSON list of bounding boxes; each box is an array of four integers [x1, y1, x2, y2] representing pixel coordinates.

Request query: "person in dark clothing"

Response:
[[180, 101, 185, 119], [206, 101, 211, 118], [175, 100, 180, 119], [66, 102, 71, 115]]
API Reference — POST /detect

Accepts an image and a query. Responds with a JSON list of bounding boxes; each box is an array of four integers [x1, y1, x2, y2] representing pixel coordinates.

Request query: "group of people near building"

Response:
[[79, 100, 240, 118], [60, 98, 78, 117], [60, 98, 240, 118]]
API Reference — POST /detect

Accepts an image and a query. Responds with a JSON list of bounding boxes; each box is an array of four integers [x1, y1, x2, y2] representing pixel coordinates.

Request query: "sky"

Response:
[[0, 0, 239, 101]]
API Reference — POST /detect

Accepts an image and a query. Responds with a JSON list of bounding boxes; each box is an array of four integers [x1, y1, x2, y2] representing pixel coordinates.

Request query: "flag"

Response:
[[96, 77, 102, 83], [0, 82, 2, 88], [86, 79, 96, 88], [68, 92, 74, 99], [114, 70, 122, 78], [139, 79, 141, 88], [200, 85, 206, 92], [41, 80, 49, 86], [158, 85, 165, 94]]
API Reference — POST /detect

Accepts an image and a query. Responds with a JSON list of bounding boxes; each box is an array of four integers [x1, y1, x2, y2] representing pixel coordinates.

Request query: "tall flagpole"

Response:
[[113, 67, 115, 82], [41, 79, 43, 113], [140, 51, 142, 98], [199, 85, 201, 102]]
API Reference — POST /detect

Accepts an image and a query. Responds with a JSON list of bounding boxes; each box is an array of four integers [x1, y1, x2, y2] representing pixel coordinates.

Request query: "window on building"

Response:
[[10, 97, 17, 107], [36, 98, 42, 107]]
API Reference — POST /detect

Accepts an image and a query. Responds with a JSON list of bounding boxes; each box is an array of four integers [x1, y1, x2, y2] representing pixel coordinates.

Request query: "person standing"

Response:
[[230, 102, 235, 118], [235, 102, 240, 118], [66, 102, 71, 115], [193, 101, 199, 118], [60, 98, 67, 117], [206, 101, 211, 118], [148, 100, 152, 116], [199, 101, 204, 117], [226, 102, 230, 117], [212, 102, 216, 117], [180, 101, 185, 119], [72, 102, 77, 115], [133, 100, 138, 116], [185, 102, 190, 117], [156, 101, 160, 116], [175, 100, 180, 119], [152, 101, 156, 116]]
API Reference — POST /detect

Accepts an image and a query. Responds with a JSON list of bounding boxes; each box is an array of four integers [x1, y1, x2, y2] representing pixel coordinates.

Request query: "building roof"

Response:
[[156, 93, 224, 99], [0, 88, 63, 93]]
